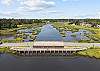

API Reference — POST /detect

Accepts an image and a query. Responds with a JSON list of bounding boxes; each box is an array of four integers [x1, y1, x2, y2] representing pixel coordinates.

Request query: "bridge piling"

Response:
[[14, 49, 78, 56]]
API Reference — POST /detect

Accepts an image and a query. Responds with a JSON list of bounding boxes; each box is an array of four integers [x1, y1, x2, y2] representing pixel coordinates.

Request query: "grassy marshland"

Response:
[[77, 47, 100, 59]]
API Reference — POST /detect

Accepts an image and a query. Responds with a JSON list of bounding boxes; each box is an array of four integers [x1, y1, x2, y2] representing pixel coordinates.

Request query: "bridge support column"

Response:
[[29, 51, 33, 56]]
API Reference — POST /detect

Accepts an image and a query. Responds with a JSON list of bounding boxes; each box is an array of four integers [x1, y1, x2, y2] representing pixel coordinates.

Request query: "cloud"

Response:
[[0, 0, 12, 6], [0, 10, 29, 18], [35, 10, 62, 15], [75, 13, 100, 19], [0, 0, 58, 18], [62, 0, 79, 2], [62, 0, 67, 2], [0, 0, 56, 12], [18, 0, 55, 12], [47, 11, 61, 13], [0, 11, 20, 17], [44, 10, 62, 14]]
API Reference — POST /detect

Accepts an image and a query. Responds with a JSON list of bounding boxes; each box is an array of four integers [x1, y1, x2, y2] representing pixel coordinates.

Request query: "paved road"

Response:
[[64, 42, 100, 48], [0, 42, 100, 48]]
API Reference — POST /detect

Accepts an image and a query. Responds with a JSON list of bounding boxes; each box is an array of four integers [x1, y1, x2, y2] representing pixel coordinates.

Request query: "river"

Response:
[[0, 24, 90, 42], [0, 24, 100, 71], [36, 24, 63, 41], [0, 54, 100, 71], [36, 24, 90, 41]]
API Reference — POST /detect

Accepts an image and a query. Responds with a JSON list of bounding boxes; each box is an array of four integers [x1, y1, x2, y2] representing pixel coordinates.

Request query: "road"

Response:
[[0, 41, 100, 48]]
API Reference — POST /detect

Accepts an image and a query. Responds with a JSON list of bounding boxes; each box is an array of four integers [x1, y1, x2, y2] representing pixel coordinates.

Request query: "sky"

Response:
[[0, 0, 100, 19]]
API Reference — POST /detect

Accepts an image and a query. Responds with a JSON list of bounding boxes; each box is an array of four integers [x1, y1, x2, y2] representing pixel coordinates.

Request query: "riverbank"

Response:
[[0, 47, 10, 53], [0, 29, 16, 35], [0, 47, 17, 55], [77, 47, 100, 59], [52, 22, 100, 43]]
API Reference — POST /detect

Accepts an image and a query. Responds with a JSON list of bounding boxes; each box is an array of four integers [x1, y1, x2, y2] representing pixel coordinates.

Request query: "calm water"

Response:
[[0, 35, 15, 40], [36, 24, 63, 41], [36, 24, 90, 41], [0, 24, 90, 41], [0, 54, 100, 71], [64, 29, 90, 42]]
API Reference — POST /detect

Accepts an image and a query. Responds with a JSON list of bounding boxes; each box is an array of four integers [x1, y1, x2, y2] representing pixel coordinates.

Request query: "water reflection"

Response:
[[0, 35, 15, 40], [0, 54, 100, 71], [64, 29, 91, 42], [36, 24, 91, 41], [0, 24, 91, 42], [36, 24, 63, 41]]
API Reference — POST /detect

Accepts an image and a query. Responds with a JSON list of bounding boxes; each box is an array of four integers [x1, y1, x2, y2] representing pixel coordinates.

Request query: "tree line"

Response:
[[0, 18, 100, 29]]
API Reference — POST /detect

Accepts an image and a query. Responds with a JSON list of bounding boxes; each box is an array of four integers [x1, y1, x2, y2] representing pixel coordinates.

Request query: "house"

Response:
[[80, 22, 86, 26], [85, 23, 92, 27], [17, 25, 22, 27], [97, 25, 100, 28]]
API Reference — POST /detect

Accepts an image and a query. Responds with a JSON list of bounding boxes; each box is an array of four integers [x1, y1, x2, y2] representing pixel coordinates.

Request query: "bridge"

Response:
[[11, 47, 86, 56], [0, 41, 100, 56]]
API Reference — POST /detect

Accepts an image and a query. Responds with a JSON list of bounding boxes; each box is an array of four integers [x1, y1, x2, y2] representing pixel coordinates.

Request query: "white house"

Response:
[[97, 25, 100, 28]]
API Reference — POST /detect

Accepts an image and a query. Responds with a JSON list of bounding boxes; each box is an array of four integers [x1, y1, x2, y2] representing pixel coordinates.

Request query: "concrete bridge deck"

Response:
[[0, 41, 100, 51], [1, 41, 100, 56], [0, 41, 100, 47]]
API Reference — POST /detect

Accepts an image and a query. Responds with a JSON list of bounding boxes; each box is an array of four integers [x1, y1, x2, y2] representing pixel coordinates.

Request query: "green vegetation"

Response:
[[52, 22, 67, 37], [0, 19, 100, 43], [0, 47, 10, 53], [52, 22, 100, 42], [0, 20, 46, 42], [77, 47, 100, 59], [0, 19, 46, 36], [0, 47, 17, 55], [1, 37, 23, 43], [0, 29, 16, 35], [71, 34, 77, 37]]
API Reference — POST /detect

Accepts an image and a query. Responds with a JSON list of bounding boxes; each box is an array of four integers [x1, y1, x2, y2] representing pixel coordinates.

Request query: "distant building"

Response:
[[97, 25, 100, 28], [33, 41, 64, 48], [17, 29, 33, 34], [86, 23, 92, 27], [80, 22, 86, 26], [17, 25, 22, 27]]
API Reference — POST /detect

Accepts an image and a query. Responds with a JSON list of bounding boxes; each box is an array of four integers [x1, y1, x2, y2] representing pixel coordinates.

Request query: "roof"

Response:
[[33, 41, 64, 46], [17, 29, 33, 33]]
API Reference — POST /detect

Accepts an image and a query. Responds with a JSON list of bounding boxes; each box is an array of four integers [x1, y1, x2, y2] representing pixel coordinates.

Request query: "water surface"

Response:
[[64, 29, 91, 42], [0, 24, 91, 42], [36, 24, 63, 41], [0, 54, 100, 71]]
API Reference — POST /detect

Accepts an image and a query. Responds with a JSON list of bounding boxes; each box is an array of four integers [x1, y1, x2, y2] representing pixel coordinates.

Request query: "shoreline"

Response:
[[77, 48, 100, 59]]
